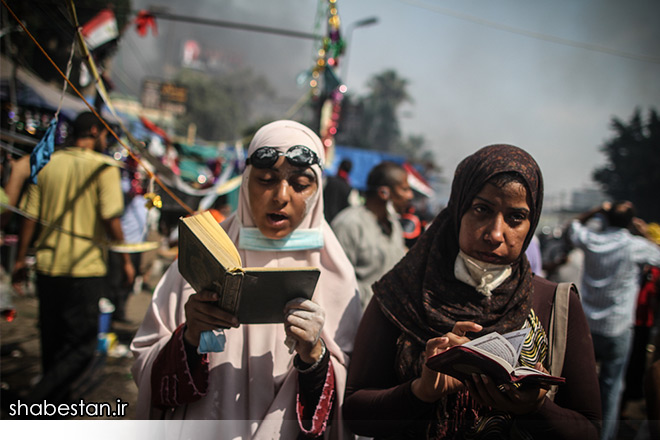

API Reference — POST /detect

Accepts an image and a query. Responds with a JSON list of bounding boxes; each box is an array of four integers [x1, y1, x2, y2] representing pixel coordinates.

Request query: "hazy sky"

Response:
[[113, 0, 660, 202]]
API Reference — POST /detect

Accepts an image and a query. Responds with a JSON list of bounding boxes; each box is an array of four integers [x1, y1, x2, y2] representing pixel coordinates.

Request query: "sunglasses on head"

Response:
[[246, 145, 322, 170]]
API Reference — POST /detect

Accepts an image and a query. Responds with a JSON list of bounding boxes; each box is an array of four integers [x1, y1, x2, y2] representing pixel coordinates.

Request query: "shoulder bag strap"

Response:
[[546, 282, 574, 401]]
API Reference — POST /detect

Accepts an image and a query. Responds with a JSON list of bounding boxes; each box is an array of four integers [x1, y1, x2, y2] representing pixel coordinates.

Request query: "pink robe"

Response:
[[130, 120, 362, 439]]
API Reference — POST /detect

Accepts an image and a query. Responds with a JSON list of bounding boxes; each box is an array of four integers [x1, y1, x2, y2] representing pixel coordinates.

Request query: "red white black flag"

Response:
[[81, 9, 119, 50]]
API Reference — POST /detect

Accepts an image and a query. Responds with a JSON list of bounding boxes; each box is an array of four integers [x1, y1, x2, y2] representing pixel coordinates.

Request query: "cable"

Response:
[[2, 0, 322, 199], [400, 0, 660, 65], [1, 0, 195, 215], [111, 64, 141, 96], [122, 32, 156, 79]]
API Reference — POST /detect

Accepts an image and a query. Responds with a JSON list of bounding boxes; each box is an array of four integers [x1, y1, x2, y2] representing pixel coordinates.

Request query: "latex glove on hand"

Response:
[[284, 298, 325, 364]]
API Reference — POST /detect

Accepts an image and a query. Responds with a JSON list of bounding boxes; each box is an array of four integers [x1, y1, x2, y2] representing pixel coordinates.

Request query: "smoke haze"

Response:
[[112, 0, 660, 201]]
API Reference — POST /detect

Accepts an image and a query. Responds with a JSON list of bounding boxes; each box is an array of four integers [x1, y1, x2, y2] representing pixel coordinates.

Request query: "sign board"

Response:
[[140, 79, 188, 115]]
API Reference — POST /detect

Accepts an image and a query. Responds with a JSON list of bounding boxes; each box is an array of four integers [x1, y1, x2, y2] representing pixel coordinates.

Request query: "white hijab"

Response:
[[131, 120, 361, 439]]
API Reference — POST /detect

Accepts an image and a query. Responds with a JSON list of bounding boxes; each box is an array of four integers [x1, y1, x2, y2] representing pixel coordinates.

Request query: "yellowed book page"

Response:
[[182, 213, 241, 271], [199, 211, 242, 267]]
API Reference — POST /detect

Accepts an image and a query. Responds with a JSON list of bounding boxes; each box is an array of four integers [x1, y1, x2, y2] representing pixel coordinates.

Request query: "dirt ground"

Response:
[[0, 240, 172, 421], [0, 278, 152, 420], [0, 257, 654, 438]]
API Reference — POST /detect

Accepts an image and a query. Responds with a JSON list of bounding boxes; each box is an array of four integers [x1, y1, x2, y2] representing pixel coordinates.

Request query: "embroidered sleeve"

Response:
[[150, 324, 210, 409], [296, 353, 335, 437]]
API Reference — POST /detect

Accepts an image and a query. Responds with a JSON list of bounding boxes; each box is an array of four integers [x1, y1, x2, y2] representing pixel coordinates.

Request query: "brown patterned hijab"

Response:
[[374, 144, 544, 361]]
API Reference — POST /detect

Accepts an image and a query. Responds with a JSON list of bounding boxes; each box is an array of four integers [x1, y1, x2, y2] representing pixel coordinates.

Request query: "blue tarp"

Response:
[[325, 145, 405, 191]]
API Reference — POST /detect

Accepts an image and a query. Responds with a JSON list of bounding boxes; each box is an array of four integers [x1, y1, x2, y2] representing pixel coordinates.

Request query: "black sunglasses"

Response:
[[246, 145, 322, 170]]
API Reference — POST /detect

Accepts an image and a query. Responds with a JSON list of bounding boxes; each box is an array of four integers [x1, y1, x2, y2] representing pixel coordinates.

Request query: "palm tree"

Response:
[[360, 70, 412, 152], [593, 107, 660, 222], [337, 69, 412, 152]]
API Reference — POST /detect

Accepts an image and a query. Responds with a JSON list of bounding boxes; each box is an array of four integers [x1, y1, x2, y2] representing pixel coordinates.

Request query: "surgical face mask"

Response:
[[239, 227, 324, 251], [454, 250, 512, 297]]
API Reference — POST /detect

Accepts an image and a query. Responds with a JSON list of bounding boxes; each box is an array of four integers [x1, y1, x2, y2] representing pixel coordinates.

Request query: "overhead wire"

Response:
[[122, 31, 156, 80], [104, 35, 153, 97], [400, 0, 660, 65], [0, 0, 195, 215], [31, 1, 75, 36], [2, 1, 328, 205], [110, 64, 140, 96]]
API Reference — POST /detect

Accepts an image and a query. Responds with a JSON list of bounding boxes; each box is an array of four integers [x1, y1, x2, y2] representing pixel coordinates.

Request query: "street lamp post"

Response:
[[341, 16, 378, 87]]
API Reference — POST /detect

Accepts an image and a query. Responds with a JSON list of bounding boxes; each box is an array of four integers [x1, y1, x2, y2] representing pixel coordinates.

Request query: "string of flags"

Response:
[[5, 0, 356, 218]]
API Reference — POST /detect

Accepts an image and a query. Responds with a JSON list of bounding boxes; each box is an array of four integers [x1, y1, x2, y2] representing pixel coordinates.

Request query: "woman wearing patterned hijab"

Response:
[[343, 145, 601, 439], [131, 120, 362, 439]]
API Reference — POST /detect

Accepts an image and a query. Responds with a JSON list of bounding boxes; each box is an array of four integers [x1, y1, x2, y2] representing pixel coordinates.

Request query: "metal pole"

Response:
[[148, 10, 324, 41], [341, 17, 378, 87]]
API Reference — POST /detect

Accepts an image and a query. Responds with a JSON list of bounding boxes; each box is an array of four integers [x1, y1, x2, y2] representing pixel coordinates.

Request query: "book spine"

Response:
[[220, 272, 243, 316]]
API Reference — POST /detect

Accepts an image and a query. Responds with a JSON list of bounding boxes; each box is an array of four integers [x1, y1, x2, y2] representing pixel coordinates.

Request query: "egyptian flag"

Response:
[[81, 9, 119, 50], [403, 162, 434, 197]]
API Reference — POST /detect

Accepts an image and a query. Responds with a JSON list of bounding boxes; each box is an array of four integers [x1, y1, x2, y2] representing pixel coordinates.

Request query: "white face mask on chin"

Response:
[[454, 250, 512, 297]]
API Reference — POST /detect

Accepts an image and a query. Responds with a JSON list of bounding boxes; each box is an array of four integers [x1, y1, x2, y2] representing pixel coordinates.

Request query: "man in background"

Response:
[[11, 111, 134, 407], [323, 158, 353, 224], [567, 201, 660, 440], [106, 155, 149, 323], [332, 161, 413, 311]]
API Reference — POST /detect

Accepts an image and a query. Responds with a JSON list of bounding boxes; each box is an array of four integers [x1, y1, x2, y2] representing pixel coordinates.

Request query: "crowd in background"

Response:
[[1, 113, 660, 440]]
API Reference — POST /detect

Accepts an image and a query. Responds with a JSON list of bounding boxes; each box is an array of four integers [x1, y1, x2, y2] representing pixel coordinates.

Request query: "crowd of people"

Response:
[[2, 111, 660, 440]]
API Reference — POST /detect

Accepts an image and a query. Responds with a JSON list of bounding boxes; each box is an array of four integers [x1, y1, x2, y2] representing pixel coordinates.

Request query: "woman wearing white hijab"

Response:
[[131, 120, 362, 439]]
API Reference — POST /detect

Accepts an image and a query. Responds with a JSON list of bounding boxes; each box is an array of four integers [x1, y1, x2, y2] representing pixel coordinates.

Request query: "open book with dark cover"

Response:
[[426, 328, 565, 387], [178, 211, 320, 324]]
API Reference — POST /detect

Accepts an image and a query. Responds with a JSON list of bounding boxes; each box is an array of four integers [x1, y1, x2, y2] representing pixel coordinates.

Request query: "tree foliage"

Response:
[[593, 107, 660, 222], [339, 69, 411, 152], [399, 134, 433, 163], [360, 70, 411, 153], [173, 68, 274, 142], [336, 69, 435, 167]]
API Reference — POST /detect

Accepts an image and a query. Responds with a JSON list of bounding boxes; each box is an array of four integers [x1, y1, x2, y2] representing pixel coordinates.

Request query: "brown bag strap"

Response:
[[546, 282, 574, 401]]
